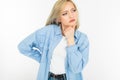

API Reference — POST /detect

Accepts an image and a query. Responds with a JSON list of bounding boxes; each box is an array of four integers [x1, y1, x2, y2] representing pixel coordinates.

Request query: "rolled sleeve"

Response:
[[66, 35, 89, 73]]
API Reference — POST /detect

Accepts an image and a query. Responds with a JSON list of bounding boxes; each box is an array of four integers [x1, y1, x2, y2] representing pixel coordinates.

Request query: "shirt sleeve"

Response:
[[17, 28, 46, 63], [66, 34, 89, 73]]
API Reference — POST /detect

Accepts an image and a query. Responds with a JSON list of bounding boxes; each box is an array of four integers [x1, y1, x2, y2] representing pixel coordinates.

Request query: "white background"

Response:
[[0, 0, 120, 80]]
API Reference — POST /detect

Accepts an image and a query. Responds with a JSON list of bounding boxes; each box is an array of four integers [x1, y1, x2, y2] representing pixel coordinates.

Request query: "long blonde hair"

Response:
[[45, 0, 80, 29]]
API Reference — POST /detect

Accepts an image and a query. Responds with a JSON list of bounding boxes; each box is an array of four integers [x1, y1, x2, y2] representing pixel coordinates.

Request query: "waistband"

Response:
[[49, 72, 66, 78]]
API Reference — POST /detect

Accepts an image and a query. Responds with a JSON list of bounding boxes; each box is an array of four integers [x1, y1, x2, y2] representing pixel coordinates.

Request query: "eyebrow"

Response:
[[62, 8, 76, 13]]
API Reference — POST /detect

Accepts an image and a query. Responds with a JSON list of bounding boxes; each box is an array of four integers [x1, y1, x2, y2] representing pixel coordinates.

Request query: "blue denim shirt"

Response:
[[18, 24, 89, 80]]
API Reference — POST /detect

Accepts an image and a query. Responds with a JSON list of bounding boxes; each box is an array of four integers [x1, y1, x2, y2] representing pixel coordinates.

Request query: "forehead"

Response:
[[61, 2, 75, 11]]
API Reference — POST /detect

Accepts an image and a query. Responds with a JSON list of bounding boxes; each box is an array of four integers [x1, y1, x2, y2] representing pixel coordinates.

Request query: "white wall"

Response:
[[0, 0, 120, 80]]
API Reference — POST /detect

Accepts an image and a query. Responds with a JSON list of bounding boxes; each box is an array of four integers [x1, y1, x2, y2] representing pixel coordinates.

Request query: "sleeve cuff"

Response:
[[66, 44, 77, 54]]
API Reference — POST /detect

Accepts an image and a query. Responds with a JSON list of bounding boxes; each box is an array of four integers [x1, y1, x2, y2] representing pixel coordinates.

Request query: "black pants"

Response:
[[48, 72, 67, 80]]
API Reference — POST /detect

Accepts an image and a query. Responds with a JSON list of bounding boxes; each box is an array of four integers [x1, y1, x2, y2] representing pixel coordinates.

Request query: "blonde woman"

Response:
[[18, 0, 89, 80]]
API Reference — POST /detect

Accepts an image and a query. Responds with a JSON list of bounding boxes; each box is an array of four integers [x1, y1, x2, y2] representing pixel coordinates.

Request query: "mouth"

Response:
[[69, 19, 75, 23]]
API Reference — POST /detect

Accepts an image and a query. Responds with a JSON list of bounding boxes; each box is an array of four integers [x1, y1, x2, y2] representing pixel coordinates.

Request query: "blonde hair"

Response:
[[45, 0, 80, 29]]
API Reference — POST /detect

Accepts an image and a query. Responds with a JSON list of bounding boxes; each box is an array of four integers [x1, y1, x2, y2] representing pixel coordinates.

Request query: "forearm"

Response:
[[66, 44, 89, 73]]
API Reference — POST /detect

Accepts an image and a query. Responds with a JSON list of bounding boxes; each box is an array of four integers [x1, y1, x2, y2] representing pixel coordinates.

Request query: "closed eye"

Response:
[[71, 9, 76, 13], [62, 13, 67, 16]]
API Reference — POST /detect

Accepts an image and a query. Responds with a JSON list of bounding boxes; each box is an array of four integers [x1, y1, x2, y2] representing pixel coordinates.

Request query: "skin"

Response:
[[59, 2, 78, 46]]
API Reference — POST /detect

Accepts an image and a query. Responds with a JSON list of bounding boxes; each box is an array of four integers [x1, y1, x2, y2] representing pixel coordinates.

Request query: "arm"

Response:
[[66, 34, 89, 73], [18, 29, 45, 63]]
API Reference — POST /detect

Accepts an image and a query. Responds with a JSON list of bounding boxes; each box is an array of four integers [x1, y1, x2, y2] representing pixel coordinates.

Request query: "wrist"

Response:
[[67, 37, 75, 46]]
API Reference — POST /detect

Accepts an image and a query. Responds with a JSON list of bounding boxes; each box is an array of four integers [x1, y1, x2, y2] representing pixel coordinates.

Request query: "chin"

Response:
[[69, 23, 76, 27]]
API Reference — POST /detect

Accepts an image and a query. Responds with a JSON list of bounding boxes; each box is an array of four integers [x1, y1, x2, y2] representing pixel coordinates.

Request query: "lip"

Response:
[[69, 19, 75, 23]]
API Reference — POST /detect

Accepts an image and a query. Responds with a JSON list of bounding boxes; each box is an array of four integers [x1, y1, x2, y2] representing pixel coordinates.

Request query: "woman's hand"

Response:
[[63, 27, 75, 46]]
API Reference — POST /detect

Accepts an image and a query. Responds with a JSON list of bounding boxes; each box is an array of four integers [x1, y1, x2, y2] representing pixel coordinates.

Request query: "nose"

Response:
[[69, 12, 74, 18]]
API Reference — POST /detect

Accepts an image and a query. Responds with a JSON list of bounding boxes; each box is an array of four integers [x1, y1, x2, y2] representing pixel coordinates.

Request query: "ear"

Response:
[[56, 18, 61, 24], [57, 18, 61, 23]]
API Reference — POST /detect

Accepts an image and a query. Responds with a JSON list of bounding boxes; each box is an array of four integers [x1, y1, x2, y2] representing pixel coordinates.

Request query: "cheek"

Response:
[[75, 13, 78, 19], [61, 17, 69, 23]]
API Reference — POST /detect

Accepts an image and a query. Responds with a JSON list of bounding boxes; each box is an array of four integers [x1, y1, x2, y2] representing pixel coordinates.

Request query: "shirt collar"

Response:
[[54, 25, 78, 39]]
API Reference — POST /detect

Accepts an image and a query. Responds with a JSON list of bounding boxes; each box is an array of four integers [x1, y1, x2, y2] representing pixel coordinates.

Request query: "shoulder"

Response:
[[75, 30, 88, 40], [35, 24, 58, 35], [75, 30, 89, 45]]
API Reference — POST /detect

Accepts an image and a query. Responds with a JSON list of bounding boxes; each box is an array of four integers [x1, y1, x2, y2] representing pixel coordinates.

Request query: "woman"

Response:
[[18, 0, 89, 80]]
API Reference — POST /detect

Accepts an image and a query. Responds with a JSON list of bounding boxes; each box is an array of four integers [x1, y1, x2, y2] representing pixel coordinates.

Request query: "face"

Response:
[[59, 2, 78, 30]]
